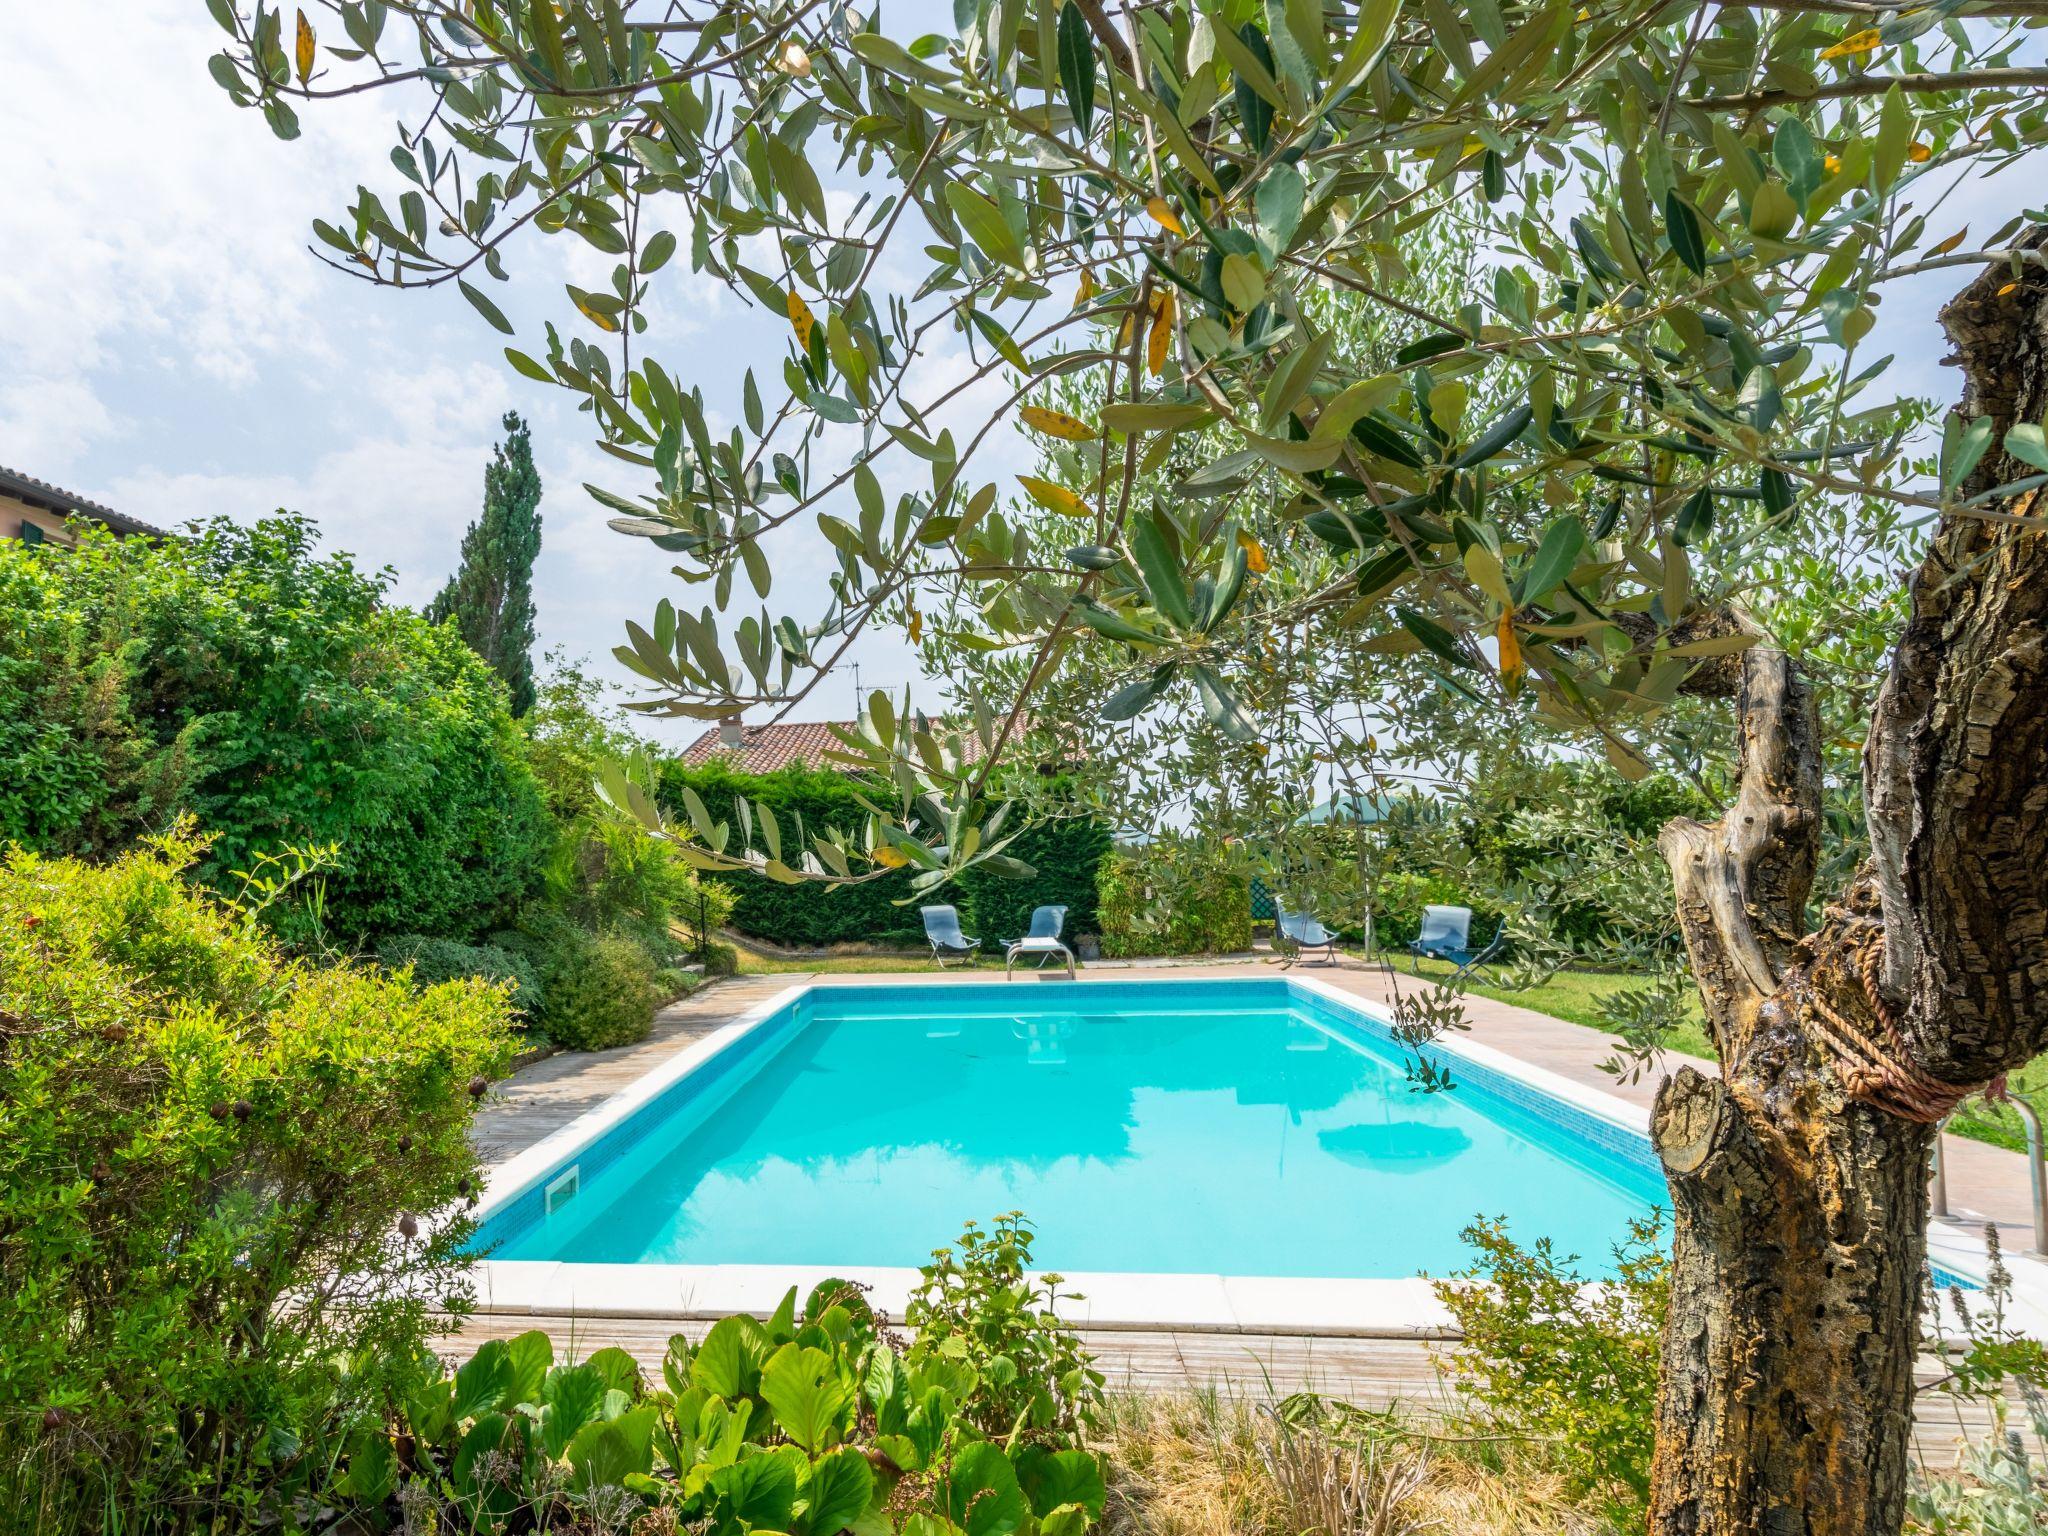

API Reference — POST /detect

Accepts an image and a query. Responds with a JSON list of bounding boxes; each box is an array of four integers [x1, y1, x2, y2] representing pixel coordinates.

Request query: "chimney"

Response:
[[718, 715, 744, 748]]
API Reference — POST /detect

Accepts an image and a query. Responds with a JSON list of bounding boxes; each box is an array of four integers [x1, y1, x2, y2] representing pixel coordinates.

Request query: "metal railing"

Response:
[[1930, 1093, 2048, 1257], [2011, 1093, 2048, 1257]]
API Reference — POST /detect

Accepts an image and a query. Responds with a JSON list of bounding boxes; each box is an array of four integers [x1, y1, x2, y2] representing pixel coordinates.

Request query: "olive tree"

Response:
[[200, 0, 2048, 1526]]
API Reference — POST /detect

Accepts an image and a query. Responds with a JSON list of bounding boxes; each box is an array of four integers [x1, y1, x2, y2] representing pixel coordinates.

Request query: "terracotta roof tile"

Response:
[[0, 465, 167, 538], [678, 715, 1078, 775], [679, 720, 858, 774]]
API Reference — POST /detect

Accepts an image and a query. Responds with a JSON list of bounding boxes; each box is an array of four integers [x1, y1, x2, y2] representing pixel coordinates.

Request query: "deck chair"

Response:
[[1005, 904, 1075, 980], [1278, 906, 1341, 965], [921, 904, 980, 967], [1408, 904, 1507, 979]]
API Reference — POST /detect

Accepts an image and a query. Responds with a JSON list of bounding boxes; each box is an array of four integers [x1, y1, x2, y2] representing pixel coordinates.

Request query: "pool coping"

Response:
[[465, 974, 2048, 1337]]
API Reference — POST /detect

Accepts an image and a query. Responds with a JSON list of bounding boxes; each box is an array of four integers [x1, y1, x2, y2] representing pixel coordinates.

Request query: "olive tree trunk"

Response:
[[1647, 244, 2048, 1534]]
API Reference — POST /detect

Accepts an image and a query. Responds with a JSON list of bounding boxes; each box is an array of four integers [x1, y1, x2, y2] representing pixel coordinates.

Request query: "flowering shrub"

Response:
[[0, 831, 515, 1528]]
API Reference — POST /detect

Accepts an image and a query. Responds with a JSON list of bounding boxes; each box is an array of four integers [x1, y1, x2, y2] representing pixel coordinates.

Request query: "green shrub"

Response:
[[0, 515, 551, 945], [1096, 840, 1252, 958], [318, 1224, 1108, 1533], [654, 965, 696, 1000], [702, 938, 741, 976], [1431, 1215, 1667, 1517], [526, 661, 737, 949], [1369, 871, 1503, 951], [378, 931, 541, 1017], [0, 831, 515, 1529], [908, 1214, 1107, 1443], [514, 918, 660, 1051]]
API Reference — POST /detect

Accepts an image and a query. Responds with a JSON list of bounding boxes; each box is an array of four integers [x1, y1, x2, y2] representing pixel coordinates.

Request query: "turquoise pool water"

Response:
[[473, 980, 1671, 1280]]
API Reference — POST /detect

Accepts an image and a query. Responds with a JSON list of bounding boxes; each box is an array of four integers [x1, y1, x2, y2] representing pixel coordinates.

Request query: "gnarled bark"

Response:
[[1649, 236, 2048, 1534]]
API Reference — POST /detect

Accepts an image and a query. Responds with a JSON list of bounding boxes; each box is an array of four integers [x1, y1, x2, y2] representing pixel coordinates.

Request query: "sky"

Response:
[[1, 2, 2029, 754], [0, 0, 996, 749]]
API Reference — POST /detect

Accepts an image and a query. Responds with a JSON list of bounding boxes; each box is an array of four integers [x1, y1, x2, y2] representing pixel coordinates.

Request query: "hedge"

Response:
[[656, 761, 924, 946], [656, 759, 1111, 949], [957, 812, 1112, 943]]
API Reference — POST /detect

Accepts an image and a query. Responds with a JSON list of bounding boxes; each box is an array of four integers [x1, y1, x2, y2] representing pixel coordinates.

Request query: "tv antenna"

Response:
[[850, 661, 865, 717]]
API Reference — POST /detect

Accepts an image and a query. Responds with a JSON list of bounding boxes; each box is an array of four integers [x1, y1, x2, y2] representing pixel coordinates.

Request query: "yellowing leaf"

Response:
[[1930, 226, 1970, 257], [1020, 404, 1098, 440], [1147, 289, 1175, 376], [1074, 269, 1098, 307], [575, 296, 621, 333], [871, 843, 909, 868], [1497, 609, 1523, 687], [1819, 28, 1880, 59], [1908, 142, 1933, 163], [774, 39, 812, 75], [1220, 253, 1266, 312], [1238, 530, 1270, 574], [1145, 196, 1187, 236], [1998, 282, 2019, 297], [786, 289, 816, 350], [908, 608, 923, 645], [294, 9, 315, 83], [1018, 475, 1091, 517]]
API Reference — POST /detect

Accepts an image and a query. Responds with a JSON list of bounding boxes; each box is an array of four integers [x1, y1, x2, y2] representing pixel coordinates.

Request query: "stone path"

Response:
[[473, 973, 810, 1162]]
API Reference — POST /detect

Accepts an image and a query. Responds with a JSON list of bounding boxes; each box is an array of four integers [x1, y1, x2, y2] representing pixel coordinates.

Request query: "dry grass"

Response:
[[1096, 1391, 1614, 1536]]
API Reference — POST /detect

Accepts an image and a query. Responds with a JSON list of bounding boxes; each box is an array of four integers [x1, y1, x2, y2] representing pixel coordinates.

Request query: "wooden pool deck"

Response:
[[461, 965, 2035, 1462], [442, 1308, 2007, 1464]]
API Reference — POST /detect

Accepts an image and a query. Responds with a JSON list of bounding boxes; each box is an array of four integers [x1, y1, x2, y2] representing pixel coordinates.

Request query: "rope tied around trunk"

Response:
[[1806, 925, 2003, 1123]]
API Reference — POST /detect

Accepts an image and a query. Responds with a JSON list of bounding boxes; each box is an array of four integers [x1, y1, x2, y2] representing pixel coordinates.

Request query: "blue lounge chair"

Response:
[[1005, 904, 1075, 980], [921, 904, 980, 967], [1409, 904, 1506, 979], [1278, 906, 1341, 965]]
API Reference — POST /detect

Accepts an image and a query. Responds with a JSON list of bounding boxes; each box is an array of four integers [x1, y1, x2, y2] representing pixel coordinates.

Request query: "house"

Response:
[[1, 466, 166, 546]]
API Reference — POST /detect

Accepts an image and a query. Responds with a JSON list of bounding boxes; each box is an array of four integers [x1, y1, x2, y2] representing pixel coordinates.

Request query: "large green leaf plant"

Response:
[[336, 1275, 1107, 1534]]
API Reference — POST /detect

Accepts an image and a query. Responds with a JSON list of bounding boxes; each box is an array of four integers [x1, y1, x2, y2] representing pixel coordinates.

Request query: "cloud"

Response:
[[0, 0, 1030, 743], [0, 1, 403, 472]]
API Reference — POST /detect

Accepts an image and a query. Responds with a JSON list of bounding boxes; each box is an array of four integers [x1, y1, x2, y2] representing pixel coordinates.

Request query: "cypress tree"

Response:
[[428, 412, 543, 716]]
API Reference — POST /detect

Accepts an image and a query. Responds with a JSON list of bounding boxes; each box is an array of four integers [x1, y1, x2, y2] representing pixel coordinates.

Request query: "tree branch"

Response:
[[1864, 229, 2048, 1081], [1660, 644, 1823, 1060], [1067, 0, 1138, 75], [1686, 66, 2048, 111]]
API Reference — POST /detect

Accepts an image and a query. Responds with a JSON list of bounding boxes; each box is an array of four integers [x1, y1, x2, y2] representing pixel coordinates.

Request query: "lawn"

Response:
[[1415, 955, 2038, 1153], [1398, 955, 1707, 1044], [729, 936, 1014, 975]]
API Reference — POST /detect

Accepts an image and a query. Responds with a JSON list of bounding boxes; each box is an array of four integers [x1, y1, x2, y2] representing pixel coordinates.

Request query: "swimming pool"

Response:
[[470, 977, 1670, 1284]]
